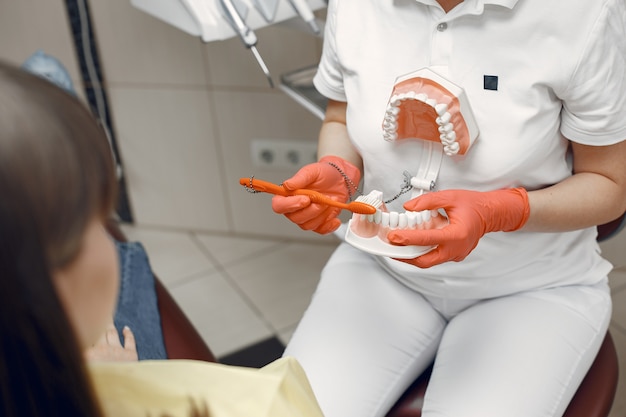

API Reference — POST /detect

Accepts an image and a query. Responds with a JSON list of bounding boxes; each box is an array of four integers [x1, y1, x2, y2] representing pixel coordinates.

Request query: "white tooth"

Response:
[[446, 131, 457, 142], [438, 123, 454, 133], [431, 209, 439, 218], [374, 210, 382, 224], [398, 213, 408, 229], [381, 211, 390, 227], [435, 103, 448, 115], [383, 120, 397, 131], [416, 93, 428, 102], [426, 98, 437, 107], [447, 142, 460, 155], [386, 132, 398, 141], [390, 106, 400, 115], [389, 211, 399, 228], [391, 95, 401, 106], [406, 211, 417, 228], [422, 210, 431, 222], [414, 211, 424, 225], [404, 91, 416, 100], [436, 112, 451, 125], [440, 136, 453, 146]]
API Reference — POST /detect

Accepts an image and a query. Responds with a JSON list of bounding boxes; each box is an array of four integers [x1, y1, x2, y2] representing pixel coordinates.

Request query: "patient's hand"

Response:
[[86, 323, 138, 362]]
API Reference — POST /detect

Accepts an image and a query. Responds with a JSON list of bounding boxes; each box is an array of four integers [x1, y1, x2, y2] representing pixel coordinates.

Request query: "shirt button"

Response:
[[437, 22, 448, 31]]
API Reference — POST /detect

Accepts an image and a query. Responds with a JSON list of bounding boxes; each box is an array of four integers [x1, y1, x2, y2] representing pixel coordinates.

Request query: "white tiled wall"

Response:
[[89, 0, 328, 241], [0, 0, 330, 242]]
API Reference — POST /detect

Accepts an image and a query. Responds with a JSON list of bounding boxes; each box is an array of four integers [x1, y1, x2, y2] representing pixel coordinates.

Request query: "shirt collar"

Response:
[[411, 0, 519, 10]]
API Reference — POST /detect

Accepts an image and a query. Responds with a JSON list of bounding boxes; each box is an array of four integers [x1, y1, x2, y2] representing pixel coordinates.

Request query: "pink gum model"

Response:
[[382, 68, 479, 156]]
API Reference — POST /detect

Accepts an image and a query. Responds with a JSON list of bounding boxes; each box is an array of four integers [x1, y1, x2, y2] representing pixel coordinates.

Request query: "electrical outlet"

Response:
[[251, 139, 318, 169]]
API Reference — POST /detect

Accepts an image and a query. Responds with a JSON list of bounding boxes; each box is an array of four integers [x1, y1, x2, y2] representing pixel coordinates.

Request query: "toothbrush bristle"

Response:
[[355, 191, 383, 209]]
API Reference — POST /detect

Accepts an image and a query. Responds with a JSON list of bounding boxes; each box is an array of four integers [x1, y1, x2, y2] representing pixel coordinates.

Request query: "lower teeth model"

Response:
[[382, 67, 479, 156], [345, 191, 449, 259]]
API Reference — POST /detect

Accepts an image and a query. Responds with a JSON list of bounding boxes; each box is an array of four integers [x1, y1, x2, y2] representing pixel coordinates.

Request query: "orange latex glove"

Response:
[[388, 188, 530, 268], [272, 155, 361, 234]]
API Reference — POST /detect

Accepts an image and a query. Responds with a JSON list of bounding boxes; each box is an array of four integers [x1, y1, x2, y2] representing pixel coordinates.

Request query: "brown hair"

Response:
[[0, 60, 117, 416]]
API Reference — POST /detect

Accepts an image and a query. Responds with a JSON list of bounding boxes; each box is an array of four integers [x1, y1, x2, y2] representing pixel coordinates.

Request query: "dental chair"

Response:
[[107, 216, 621, 417]]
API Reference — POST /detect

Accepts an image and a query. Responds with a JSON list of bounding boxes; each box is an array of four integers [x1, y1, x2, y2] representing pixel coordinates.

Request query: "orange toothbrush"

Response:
[[239, 177, 377, 215]]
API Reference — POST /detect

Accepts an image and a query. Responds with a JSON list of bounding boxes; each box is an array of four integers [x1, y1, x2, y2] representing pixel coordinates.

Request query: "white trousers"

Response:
[[284, 243, 612, 417]]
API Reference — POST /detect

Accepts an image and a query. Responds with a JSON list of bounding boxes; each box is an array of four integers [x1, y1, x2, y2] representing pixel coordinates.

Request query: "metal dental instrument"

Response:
[[219, 0, 274, 88]]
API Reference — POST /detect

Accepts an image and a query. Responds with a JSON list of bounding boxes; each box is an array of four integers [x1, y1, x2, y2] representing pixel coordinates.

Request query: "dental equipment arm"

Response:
[[219, 0, 274, 88], [388, 188, 530, 268]]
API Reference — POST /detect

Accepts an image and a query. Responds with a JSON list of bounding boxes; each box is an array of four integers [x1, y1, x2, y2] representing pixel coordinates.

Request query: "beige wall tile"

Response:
[[212, 89, 334, 240], [223, 241, 337, 331], [109, 86, 230, 232], [120, 225, 219, 286], [89, 0, 209, 85], [204, 22, 322, 88], [168, 272, 274, 357]]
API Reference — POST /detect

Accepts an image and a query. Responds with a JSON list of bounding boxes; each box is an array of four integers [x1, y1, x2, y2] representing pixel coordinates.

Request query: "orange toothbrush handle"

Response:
[[239, 177, 376, 215], [240, 177, 333, 202]]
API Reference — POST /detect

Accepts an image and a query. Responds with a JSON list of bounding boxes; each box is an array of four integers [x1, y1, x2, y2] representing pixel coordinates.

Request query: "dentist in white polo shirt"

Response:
[[272, 0, 626, 416]]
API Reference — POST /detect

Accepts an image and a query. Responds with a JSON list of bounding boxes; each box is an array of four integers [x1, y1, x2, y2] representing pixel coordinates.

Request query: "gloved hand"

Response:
[[388, 188, 530, 268], [272, 155, 361, 234]]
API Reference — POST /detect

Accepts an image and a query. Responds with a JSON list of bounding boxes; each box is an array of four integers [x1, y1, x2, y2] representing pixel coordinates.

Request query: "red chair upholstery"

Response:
[[154, 278, 216, 362]]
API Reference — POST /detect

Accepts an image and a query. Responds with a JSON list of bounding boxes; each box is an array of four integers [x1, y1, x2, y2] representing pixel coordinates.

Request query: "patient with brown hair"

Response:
[[0, 60, 323, 417]]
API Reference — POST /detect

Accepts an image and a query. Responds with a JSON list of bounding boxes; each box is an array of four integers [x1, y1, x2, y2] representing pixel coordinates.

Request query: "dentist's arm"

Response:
[[389, 139, 626, 268], [317, 100, 362, 170], [524, 140, 626, 231], [272, 100, 363, 234]]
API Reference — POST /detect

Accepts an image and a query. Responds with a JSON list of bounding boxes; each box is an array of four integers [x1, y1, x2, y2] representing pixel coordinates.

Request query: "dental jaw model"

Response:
[[345, 68, 479, 259], [383, 67, 479, 156]]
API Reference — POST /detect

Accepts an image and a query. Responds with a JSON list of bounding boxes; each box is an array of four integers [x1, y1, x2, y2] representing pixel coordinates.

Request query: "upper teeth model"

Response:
[[382, 67, 479, 156]]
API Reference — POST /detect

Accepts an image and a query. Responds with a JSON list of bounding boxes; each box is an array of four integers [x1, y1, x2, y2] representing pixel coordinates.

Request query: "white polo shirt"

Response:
[[314, 0, 626, 298]]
